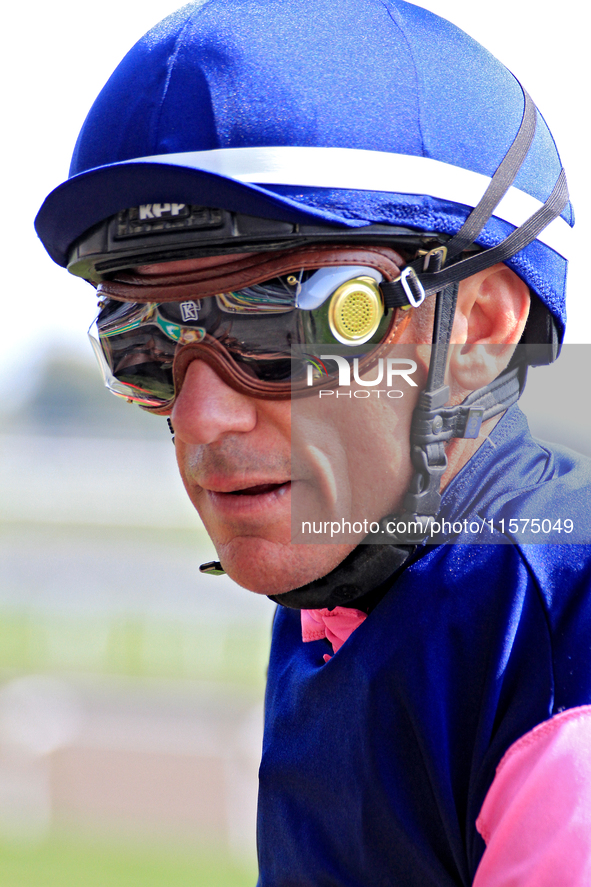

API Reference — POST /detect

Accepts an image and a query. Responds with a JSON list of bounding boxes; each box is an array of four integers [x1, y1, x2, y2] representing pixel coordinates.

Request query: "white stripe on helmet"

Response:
[[121, 146, 572, 259]]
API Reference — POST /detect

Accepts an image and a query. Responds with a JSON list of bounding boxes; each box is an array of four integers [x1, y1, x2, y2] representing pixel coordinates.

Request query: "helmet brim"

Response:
[[35, 160, 362, 268]]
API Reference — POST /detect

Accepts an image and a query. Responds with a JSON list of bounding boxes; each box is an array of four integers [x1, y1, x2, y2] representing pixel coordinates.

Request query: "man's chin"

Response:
[[215, 535, 356, 596]]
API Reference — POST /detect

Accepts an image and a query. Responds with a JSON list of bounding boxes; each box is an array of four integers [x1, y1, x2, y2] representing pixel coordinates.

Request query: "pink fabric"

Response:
[[301, 606, 367, 656], [474, 705, 591, 887]]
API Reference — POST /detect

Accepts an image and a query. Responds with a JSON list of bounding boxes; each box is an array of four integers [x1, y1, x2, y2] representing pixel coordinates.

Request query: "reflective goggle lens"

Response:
[[89, 265, 389, 406]]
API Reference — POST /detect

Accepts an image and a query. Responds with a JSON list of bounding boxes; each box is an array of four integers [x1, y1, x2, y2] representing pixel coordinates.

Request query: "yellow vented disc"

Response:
[[328, 277, 383, 345]]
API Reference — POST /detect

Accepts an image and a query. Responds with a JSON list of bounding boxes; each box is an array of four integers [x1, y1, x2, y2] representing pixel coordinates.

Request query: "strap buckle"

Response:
[[398, 267, 426, 308], [422, 244, 448, 272]]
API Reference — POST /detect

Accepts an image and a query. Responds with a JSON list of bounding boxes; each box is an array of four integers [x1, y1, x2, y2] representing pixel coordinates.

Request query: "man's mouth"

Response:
[[228, 482, 290, 496], [203, 480, 292, 518]]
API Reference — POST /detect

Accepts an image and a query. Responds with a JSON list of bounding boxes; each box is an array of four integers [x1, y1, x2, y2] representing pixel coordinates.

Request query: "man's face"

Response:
[[86, 244, 529, 595], [170, 319, 425, 596]]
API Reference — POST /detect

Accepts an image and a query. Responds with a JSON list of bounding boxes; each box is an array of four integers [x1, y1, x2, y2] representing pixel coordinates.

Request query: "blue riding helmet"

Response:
[[35, 0, 572, 341]]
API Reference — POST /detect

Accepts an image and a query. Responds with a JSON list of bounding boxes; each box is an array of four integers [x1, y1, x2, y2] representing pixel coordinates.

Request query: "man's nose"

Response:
[[171, 359, 258, 445]]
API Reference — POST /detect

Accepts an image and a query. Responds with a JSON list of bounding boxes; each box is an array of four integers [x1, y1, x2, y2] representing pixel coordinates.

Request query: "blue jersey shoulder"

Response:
[[438, 406, 591, 544]]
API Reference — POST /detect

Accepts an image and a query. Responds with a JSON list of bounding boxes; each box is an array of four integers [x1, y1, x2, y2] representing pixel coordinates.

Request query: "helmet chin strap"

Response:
[[371, 278, 526, 547]]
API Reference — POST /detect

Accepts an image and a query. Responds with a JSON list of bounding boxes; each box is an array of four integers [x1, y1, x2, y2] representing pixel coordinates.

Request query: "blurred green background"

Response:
[[0, 349, 274, 886]]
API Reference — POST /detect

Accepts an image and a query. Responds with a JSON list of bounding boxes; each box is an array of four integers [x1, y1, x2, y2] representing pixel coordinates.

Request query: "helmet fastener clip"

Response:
[[398, 267, 426, 309]]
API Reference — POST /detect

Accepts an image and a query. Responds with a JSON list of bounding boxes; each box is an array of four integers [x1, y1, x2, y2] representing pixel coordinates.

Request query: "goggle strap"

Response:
[[381, 167, 569, 309], [142, 336, 293, 413], [97, 244, 405, 304]]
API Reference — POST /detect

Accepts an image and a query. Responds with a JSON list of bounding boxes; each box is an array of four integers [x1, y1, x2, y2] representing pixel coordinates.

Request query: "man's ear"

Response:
[[448, 264, 530, 392]]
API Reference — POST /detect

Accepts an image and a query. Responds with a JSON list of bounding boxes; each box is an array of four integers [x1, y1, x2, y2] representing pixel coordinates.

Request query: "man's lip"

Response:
[[200, 478, 291, 494], [205, 481, 292, 516], [222, 482, 288, 496]]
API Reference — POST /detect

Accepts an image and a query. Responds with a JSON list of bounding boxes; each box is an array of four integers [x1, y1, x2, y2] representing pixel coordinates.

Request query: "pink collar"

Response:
[[301, 606, 367, 660]]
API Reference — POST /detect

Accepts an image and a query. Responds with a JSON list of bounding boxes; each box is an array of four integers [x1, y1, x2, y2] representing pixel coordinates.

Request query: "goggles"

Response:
[[89, 263, 405, 409]]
